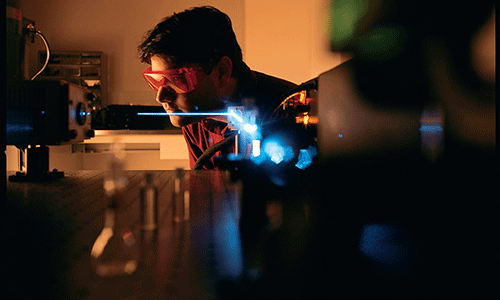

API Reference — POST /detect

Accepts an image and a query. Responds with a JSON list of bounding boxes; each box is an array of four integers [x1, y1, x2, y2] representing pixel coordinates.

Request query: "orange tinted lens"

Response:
[[143, 74, 162, 92], [143, 68, 197, 94]]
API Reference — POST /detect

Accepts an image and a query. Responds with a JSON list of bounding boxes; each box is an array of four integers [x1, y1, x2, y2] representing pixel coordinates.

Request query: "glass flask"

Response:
[[90, 142, 139, 276]]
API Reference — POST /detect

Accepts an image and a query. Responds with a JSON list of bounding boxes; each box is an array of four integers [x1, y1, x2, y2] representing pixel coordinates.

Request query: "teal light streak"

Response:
[[137, 112, 232, 117]]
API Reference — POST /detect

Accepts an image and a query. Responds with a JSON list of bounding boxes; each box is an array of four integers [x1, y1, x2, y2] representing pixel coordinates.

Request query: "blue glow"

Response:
[[264, 142, 284, 164], [419, 125, 443, 132], [139, 108, 260, 137], [359, 223, 414, 273], [250, 153, 266, 165], [137, 112, 231, 117], [41, 111, 45, 114], [213, 196, 244, 279], [295, 145, 317, 170], [6, 124, 33, 134], [338, 134, 343, 138], [269, 176, 286, 187], [244, 124, 258, 133], [227, 107, 259, 136], [263, 139, 294, 165], [228, 110, 244, 123]]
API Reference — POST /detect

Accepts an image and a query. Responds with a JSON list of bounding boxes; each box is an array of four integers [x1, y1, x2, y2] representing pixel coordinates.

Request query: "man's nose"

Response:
[[156, 86, 176, 104]]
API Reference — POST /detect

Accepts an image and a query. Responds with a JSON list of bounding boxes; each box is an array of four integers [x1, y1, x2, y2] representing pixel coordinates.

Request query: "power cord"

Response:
[[25, 23, 51, 80], [192, 131, 238, 170]]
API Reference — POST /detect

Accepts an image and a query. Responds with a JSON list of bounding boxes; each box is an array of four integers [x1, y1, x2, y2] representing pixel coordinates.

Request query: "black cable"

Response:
[[271, 78, 318, 118], [192, 131, 238, 170]]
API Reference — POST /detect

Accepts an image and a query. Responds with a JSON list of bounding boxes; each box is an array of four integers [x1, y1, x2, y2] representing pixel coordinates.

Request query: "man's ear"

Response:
[[214, 56, 233, 88]]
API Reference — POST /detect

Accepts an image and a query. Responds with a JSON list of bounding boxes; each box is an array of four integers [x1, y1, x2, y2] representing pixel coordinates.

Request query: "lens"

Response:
[[143, 67, 198, 94]]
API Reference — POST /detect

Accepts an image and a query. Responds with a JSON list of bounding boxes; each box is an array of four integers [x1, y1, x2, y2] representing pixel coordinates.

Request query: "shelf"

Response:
[[39, 50, 106, 108]]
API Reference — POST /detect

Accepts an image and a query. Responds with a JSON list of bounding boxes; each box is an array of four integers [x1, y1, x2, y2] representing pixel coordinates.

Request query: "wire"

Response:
[[271, 78, 318, 118], [192, 132, 238, 170], [27, 24, 50, 81]]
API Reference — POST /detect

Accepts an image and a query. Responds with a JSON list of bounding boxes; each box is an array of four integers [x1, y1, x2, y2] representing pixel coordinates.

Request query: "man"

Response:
[[138, 6, 297, 169]]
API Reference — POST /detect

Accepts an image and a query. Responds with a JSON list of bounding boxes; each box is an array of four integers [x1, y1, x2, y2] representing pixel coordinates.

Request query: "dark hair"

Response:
[[138, 6, 244, 76]]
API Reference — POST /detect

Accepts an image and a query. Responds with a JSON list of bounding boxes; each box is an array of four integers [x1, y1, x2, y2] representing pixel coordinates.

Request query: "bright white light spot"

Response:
[[244, 123, 258, 133], [263, 139, 293, 164], [252, 140, 261, 157], [264, 142, 284, 164]]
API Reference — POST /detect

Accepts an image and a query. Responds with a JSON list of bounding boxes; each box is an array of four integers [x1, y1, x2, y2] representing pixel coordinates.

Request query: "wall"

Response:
[[245, 0, 345, 84], [15, 0, 348, 171], [21, 0, 346, 105], [21, 0, 245, 107]]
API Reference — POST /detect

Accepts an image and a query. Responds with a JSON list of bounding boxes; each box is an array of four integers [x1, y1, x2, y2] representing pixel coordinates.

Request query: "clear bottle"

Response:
[[140, 172, 158, 231], [90, 142, 139, 276], [172, 168, 188, 222]]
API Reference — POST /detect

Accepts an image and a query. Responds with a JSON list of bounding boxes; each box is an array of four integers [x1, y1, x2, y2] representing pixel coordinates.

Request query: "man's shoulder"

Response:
[[252, 71, 298, 95], [243, 70, 297, 120]]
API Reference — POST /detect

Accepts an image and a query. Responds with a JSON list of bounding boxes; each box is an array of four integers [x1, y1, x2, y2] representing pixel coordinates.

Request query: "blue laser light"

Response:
[[228, 110, 244, 123], [137, 112, 232, 117], [138, 107, 260, 136]]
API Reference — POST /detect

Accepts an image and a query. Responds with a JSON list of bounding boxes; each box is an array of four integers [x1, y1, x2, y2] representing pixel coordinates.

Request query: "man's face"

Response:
[[149, 55, 226, 127]]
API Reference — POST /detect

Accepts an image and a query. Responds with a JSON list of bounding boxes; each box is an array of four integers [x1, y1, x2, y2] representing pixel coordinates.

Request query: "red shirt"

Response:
[[182, 119, 235, 169], [181, 66, 297, 170]]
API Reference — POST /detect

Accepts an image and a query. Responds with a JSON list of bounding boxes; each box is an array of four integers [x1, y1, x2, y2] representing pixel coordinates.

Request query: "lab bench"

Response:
[[6, 130, 190, 172], [6, 170, 242, 299]]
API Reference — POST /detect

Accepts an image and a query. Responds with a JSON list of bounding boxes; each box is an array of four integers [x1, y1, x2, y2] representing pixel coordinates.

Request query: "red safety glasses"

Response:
[[142, 66, 203, 94]]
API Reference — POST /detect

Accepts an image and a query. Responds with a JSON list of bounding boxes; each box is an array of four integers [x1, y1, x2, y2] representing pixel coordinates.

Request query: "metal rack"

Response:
[[38, 51, 107, 110]]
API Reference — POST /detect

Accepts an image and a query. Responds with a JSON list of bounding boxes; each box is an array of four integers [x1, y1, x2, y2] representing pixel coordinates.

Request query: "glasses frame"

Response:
[[142, 66, 203, 94]]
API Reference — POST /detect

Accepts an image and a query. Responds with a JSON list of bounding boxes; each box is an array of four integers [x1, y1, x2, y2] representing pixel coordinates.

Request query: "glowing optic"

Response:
[[295, 145, 317, 170], [228, 110, 244, 123], [244, 124, 258, 133], [252, 140, 261, 157], [263, 139, 293, 165], [265, 142, 284, 164]]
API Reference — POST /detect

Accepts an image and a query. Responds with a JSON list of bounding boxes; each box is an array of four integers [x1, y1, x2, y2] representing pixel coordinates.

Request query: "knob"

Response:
[[86, 129, 95, 138], [68, 130, 78, 139]]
